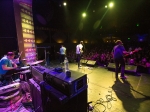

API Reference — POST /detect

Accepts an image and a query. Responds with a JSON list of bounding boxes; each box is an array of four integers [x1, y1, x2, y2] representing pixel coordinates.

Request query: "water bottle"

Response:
[[64, 57, 69, 72]]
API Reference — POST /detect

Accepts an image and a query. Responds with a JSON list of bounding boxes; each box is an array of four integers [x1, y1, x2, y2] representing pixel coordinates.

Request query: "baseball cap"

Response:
[[7, 52, 15, 56], [115, 40, 123, 44]]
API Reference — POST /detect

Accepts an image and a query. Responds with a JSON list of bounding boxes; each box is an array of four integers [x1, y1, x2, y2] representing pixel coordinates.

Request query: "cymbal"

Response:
[[29, 60, 44, 65]]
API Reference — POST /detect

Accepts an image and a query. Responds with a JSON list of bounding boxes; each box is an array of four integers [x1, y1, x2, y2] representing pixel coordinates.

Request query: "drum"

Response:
[[20, 69, 31, 81]]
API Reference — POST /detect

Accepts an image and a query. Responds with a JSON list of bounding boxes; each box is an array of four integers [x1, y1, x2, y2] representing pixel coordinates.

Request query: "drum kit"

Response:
[[18, 60, 44, 81], [28, 60, 44, 66]]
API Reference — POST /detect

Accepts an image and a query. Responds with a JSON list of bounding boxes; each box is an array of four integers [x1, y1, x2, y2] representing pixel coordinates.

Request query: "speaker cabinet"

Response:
[[125, 65, 137, 74], [107, 63, 138, 74], [107, 63, 115, 71], [80, 59, 88, 64], [86, 60, 96, 66], [29, 78, 42, 112], [40, 82, 88, 112]]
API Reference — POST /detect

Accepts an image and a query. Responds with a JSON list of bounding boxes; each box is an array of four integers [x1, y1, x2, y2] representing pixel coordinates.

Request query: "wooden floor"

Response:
[[50, 61, 150, 112]]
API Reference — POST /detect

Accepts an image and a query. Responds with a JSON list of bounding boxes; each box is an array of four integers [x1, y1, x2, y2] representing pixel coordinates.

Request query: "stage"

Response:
[[0, 61, 150, 112], [48, 61, 150, 112]]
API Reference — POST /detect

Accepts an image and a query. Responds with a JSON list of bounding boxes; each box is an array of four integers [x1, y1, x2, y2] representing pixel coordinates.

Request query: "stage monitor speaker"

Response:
[[80, 59, 88, 64], [125, 65, 137, 74], [86, 60, 96, 66], [107, 63, 115, 71], [29, 78, 42, 112], [40, 82, 88, 112]]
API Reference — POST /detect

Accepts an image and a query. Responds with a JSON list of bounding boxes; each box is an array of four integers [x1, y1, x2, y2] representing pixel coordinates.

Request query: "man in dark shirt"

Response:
[[112, 40, 129, 79]]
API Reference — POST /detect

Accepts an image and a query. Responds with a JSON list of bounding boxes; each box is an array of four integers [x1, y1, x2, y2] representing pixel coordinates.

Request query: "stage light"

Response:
[[82, 12, 86, 18], [84, 40, 88, 43], [63, 2, 67, 6], [72, 40, 77, 43], [105, 5, 108, 8], [136, 23, 139, 27], [57, 40, 63, 43], [109, 2, 114, 8]]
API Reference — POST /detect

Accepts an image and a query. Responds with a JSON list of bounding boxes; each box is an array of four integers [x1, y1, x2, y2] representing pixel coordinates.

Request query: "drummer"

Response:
[[0, 52, 18, 85]]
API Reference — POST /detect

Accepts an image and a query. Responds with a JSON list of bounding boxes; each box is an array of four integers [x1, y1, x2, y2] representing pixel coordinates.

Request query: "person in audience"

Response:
[[146, 59, 150, 74]]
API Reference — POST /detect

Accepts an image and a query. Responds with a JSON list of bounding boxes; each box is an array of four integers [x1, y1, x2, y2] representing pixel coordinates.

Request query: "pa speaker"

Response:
[[107, 63, 115, 71], [40, 82, 88, 112], [80, 59, 88, 64], [125, 65, 137, 74], [86, 60, 96, 66]]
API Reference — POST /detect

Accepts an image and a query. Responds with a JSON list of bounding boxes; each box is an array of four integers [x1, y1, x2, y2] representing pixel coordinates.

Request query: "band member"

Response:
[[59, 45, 66, 64], [76, 41, 83, 68], [112, 40, 130, 79], [0, 52, 18, 84]]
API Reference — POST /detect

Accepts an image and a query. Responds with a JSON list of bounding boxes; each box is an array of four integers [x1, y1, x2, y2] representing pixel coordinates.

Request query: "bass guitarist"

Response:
[[112, 40, 131, 80]]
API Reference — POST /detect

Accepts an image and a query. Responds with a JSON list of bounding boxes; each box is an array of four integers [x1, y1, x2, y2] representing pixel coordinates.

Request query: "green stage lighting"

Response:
[[82, 13, 86, 18]]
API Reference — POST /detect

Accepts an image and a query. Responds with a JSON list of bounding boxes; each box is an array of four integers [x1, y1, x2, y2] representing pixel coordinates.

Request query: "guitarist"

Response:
[[76, 41, 83, 68], [112, 40, 131, 80]]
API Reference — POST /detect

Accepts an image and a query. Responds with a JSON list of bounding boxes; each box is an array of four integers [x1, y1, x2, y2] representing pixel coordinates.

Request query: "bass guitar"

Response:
[[124, 47, 142, 57]]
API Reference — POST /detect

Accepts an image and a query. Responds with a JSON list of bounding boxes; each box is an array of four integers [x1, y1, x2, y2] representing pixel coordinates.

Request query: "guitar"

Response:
[[80, 49, 83, 54], [124, 47, 142, 57]]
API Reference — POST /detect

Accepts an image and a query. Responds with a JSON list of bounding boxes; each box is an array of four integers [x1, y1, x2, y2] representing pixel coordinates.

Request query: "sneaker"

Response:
[[120, 76, 127, 79], [78, 66, 82, 69]]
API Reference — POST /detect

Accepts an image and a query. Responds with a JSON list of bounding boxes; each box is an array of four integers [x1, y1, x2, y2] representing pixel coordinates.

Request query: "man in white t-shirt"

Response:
[[60, 45, 66, 64], [76, 41, 83, 68]]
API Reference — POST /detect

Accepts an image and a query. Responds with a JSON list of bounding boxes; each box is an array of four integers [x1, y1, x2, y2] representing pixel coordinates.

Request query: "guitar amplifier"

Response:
[[43, 70, 87, 97], [40, 81, 87, 112], [31, 65, 54, 84], [29, 78, 42, 112]]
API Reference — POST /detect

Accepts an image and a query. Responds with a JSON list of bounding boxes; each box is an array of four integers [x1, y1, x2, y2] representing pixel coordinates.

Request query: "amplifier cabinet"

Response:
[[29, 78, 42, 112], [31, 66, 53, 84], [43, 70, 87, 97], [40, 81, 87, 112]]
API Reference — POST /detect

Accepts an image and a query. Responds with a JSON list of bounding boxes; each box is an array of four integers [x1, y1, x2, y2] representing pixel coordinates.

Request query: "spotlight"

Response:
[[63, 2, 67, 6], [82, 12, 86, 18]]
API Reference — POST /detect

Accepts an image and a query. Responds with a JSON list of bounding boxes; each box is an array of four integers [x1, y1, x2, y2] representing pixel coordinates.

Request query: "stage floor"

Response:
[[49, 61, 150, 112]]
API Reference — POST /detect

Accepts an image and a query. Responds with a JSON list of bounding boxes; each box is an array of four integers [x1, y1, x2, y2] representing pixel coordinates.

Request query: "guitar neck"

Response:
[[125, 48, 141, 57]]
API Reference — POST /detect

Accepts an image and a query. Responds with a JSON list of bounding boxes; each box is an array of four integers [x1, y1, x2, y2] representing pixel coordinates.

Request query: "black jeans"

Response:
[[114, 57, 125, 78], [60, 54, 65, 63], [76, 54, 82, 67]]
